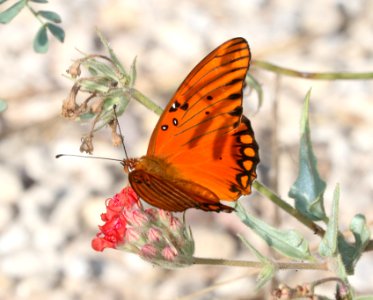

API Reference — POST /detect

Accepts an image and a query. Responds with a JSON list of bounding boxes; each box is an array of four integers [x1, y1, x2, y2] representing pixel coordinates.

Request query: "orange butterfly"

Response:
[[123, 37, 259, 212]]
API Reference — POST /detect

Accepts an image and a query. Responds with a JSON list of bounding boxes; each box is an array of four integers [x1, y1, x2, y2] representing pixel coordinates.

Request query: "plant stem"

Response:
[[25, 1, 44, 25], [253, 60, 373, 80], [192, 257, 328, 270], [253, 181, 325, 237], [131, 88, 163, 116]]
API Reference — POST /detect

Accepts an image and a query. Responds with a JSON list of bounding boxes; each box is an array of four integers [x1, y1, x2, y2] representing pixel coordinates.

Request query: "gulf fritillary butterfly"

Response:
[[123, 37, 259, 212]]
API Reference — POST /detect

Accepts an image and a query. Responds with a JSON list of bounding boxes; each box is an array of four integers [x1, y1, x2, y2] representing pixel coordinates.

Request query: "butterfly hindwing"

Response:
[[129, 169, 234, 212]]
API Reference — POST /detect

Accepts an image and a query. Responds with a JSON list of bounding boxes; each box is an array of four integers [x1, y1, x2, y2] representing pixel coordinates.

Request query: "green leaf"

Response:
[[238, 235, 276, 290], [319, 184, 340, 257], [84, 60, 120, 82], [128, 56, 137, 87], [101, 94, 130, 121], [29, 0, 48, 3], [96, 30, 127, 78], [245, 73, 263, 111], [235, 203, 312, 260], [37, 10, 61, 23], [0, 0, 9, 5], [350, 214, 370, 252], [33, 25, 49, 53], [0, 0, 26, 24], [288, 89, 327, 221], [338, 214, 371, 274], [0, 99, 8, 112], [46, 23, 65, 42], [91, 94, 131, 131]]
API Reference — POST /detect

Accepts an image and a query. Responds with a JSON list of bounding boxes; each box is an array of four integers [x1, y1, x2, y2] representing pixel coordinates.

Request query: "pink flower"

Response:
[[162, 246, 178, 261], [92, 186, 195, 267], [140, 244, 157, 259], [148, 228, 162, 242]]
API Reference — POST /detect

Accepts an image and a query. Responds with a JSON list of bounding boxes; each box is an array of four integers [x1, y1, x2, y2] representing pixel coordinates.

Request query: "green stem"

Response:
[[253, 60, 373, 80], [192, 257, 328, 270], [131, 88, 163, 116], [253, 181, 325, 237], [253, 181, 373, 252], [25, 1, 44, 25]]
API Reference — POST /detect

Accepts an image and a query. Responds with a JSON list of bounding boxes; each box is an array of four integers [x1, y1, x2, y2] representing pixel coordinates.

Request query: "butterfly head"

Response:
[[121, 158, 139, 174]]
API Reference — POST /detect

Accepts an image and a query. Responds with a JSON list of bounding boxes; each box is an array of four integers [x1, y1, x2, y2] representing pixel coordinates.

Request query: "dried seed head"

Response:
[[67, 60, 82, 78], [61, 84, 80, 119], [80, 135, 94, 154]]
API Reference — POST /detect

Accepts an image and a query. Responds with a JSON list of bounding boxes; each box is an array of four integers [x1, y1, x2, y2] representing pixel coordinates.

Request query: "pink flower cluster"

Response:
[[92, 187, 194, 267]]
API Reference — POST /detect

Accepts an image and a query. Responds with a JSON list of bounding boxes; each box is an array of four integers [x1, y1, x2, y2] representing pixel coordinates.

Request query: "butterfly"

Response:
[[123, 37, 259, 212]]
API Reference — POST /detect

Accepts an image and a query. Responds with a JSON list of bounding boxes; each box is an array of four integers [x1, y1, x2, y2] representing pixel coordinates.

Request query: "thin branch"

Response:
[[253, 181, 325, 237], [192, 257, 328, 271], [131, 88, 163, 116], [25, 1, 44, 26], [253, 60, 373, 80]]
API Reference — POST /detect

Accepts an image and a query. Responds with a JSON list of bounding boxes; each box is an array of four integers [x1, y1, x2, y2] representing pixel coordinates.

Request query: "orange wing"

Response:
[[143, 37, 259, 205]]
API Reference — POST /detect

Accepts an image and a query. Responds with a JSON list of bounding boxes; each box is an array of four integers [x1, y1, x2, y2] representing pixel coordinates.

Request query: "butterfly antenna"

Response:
[[55, 154, 122, 162], [113, 104, 129, 160]]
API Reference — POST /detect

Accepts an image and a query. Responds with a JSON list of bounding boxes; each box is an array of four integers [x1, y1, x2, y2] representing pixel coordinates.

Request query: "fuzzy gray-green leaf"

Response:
[[350, 214, 370, 251], [84, 60, 120, 82], [338, 214, 371, 274], [128, 56, 137, 87], [33, 25, 49, 53], [236, 203, 312, 260], [319, 184, 339, 257], [0, 0, 26, 24], [239, 235, 276, 289], [288, 89, 326, 221]]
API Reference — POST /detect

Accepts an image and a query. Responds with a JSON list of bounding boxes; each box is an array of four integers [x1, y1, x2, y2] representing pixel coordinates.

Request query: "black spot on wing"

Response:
[[228, 93, 241, 100], [180, 102, 189, 111], [169, 100, 180, 112], [228, 106, 243, 116]]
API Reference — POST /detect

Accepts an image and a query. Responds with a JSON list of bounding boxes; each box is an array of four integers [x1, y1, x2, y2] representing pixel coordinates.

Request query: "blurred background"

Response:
[[0, 0, 372, 299]]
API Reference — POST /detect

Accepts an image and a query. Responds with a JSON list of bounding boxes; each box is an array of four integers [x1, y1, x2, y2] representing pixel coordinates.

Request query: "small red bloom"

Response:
[[92, 186, 139, 251], [92, 186, 195, 267]]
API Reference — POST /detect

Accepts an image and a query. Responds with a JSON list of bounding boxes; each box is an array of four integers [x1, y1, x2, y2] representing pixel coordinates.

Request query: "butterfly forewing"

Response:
[[147, 37, 250, 156], [131, 37, 259, 212]]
